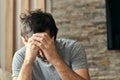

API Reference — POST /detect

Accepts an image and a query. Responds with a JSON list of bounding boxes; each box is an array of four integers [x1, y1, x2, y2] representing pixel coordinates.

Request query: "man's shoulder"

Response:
[[56, 38, 81, 47], [14, 46, 26, 57], [56, 38, 83, 52]]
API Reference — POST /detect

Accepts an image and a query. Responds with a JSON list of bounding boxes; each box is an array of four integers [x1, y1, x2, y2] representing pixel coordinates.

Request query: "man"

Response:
[[12, 9, 90, 80]]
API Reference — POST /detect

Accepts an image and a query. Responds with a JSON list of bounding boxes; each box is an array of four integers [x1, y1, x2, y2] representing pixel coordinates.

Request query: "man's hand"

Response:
[[25, 37, 39, 64], [31, 33, 61, 64]]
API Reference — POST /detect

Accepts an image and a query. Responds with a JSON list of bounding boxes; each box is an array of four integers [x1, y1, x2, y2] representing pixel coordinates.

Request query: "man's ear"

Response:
[[21, 36, 28, 45]]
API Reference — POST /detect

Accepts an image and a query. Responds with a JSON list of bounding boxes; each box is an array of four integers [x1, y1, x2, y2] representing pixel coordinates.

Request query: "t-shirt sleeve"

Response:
[[12, 49, 25, 77], [70, 41, 88, 71]]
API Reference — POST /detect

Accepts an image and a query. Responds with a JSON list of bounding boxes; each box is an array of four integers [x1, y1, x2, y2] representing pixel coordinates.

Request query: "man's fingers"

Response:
[[32, 36, 47, 45], [28, 37, 33, 42], [33, 40, 46, 50], [32, 33, 51, 41]]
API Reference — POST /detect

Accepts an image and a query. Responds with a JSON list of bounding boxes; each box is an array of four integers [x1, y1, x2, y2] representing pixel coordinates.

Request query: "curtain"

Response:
[[0, 0, 45, 80]]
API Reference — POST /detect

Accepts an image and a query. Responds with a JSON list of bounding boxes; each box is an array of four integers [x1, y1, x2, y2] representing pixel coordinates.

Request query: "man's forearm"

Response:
[[53, 59, 87, 80], [17, 61, 33, 80]]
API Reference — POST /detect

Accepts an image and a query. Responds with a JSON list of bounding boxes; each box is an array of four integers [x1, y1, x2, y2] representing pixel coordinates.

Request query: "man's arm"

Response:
[[52, 58, 90, 80], [13, 61, 32, 80], [13, 37, 39, 80]]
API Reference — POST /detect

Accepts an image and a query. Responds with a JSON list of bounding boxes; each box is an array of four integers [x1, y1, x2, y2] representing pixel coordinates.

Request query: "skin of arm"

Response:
[[51, 57, 90, 80], [13, 37, 39, 80], [14, 61, 33, 80]]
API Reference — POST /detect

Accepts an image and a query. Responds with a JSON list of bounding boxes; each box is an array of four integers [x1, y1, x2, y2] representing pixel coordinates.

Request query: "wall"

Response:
[[51, 0, 120, 80]]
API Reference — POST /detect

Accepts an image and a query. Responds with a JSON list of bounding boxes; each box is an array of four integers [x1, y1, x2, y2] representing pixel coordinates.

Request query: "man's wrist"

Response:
[[51, 57, 64, 66], [24, 59, 34, 66]]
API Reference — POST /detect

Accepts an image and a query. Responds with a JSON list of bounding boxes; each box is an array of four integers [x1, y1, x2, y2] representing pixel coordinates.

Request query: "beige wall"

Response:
[[51, 0, 120, 80]]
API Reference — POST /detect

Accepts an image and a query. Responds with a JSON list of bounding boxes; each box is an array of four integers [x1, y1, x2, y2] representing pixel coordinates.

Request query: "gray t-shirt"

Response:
[[12, 39, 88, 80]]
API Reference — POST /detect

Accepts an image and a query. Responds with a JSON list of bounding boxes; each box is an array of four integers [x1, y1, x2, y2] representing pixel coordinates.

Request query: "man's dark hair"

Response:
[[20, 9, 58, 39]]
